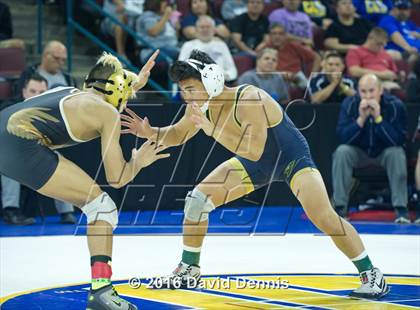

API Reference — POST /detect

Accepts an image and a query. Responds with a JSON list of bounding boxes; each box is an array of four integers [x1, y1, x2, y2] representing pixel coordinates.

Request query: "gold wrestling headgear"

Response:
[[84, 53, 139, 112]]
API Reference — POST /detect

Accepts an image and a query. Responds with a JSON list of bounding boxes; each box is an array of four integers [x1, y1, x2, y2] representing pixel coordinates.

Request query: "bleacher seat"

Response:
[[288, 87, 305, 101], [213, 0, 224, 19], [313, 26, 325, 51], [0, 80, 12, 101], [411, 4, 420, 26], [392, 59, 411, 101], [391, 88, 406, 101], [353, 165, 388, 184], [233, 54, 255, 76], [263, 0, 282, 16], [0, 48, 25, 79], [176, 0, 190, 18], [395, 59, 410, 77], [350, 164, 390, 211]]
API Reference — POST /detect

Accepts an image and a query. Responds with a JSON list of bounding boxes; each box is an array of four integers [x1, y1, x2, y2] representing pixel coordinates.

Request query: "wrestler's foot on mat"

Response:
[[350, 267, 390, 300], [151, 262, 201, 289], [87, 284, 137, 310]]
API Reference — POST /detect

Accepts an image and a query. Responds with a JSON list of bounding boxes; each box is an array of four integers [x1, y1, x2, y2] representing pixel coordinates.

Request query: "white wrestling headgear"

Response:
[[185, 59, 225, 113]]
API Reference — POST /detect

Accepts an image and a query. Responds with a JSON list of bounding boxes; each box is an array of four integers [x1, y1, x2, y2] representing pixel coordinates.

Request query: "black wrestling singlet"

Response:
[[0, 87, 85, 189]]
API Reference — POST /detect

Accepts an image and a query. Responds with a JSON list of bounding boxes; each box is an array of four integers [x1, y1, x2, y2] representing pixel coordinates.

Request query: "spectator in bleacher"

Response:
[[238, 48, 290, 104], [268, 0, 313, 46], [407, 57, 420, 102], [415, 139, 420, 224], [221, 0, 248, 22], [136, 0, 180, 63], [324, 0, 373, 54], [123, 0, 146, 17], [301, 0, 335, 30], [260, 23, 321, 89], [178, 16, 237, 81], [332, 73, 408, 223], [1, 73, 76, 225], [309, 50, 356, 104], [346, 27, 402, 90], [353, 0, 393, 24], [378, 0, 419, 61], [332, 74, 409, 223], [0, 1, 24, 49], [16, 41, 76, 95], [100, 0, 129, 59], [414, 106, 420, 223], [230, 0, 269, 56], [181, 0, 230, 40]]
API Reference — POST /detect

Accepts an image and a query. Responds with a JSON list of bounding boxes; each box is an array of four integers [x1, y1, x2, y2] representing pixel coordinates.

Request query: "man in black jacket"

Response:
[[332, 73, 409, 223], [15, 40, 76, 95]]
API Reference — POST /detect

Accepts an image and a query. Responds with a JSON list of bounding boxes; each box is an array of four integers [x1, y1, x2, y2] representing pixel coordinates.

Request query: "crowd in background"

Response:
[[94, 0, 420, 103], [2, 0, 420, 103]]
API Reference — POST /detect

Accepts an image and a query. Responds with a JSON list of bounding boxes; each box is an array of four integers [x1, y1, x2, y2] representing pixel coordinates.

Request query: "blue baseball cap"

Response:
[[393, 0, 412, 9]]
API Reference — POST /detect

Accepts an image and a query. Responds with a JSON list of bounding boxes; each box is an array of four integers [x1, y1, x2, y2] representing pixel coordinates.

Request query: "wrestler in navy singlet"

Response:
[[206, 84, 317, 191]]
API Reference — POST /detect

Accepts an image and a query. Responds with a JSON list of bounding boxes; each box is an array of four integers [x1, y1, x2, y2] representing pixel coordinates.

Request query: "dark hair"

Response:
[[144, 0, 166, 13], [169, 49, 216, 83], [85, 63, 116, 87], [24, 72, 48, 88], [323, 50, 343, 61], [189, 0, 214, 16]]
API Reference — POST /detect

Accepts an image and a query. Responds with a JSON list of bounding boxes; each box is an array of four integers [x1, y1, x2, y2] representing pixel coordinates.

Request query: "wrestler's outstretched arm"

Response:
[[98, 102, 170, 188], [133, 49, 160, 92], [121, 103, 200, 147]]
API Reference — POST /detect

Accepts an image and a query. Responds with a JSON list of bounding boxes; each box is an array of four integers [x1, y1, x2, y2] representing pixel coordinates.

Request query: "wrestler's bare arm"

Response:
[[122, 104, 200, 147], [154, 104, 200, 146], [190, 88, 269, 162], [90, 100, 169, 188]]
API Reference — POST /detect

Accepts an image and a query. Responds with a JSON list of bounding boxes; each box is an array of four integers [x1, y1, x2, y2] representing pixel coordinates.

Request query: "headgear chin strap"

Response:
[[186, 59, 225, 113], [84, 70, 137, 112]]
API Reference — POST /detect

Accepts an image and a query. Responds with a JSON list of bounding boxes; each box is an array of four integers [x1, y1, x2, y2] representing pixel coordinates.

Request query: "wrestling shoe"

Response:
[[394, 216, 411, 224], [86, 284, 137, 310], [151, 262, 201, 289], [350, 267, 390, 299], [394, 207, 410, 224], [3, 207, 35, 225]]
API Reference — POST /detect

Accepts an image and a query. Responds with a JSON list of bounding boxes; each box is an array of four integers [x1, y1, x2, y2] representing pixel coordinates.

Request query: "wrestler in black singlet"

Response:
[[0, 87, 89, 190]]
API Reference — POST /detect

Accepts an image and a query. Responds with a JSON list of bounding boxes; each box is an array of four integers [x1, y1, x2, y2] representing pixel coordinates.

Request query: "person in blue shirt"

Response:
[[378, 0, 419, 58], [332, 73, 409, 223], [353, 0, 393, 24], [309, 50, 356, 104]]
